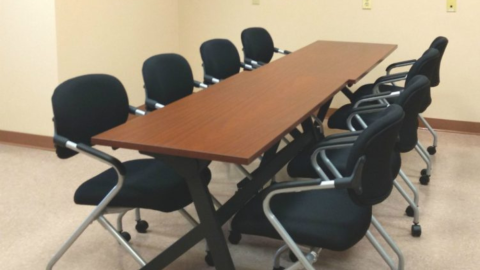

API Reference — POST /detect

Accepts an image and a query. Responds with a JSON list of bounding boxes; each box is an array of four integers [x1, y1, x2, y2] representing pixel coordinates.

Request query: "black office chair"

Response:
[[143, 53, 208, 111], [47, 74, 212, 269], [241, 27, 291, 68], [327, 75, 430, 234], [200, 38, 253, 85], [342, 37, 448, 155], [334, 48, 440, 185], [230, 105, 405, 270]]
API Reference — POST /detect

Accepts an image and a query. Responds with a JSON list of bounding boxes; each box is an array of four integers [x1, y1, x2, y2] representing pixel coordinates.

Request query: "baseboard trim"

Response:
[[326, 108, 480, 136], [1, 108, 478, 151], [0, 130, 54, 151]]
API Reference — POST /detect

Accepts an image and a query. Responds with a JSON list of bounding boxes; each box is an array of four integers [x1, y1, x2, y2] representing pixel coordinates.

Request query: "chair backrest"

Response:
[[346, 105, 404, 206], [52, 74, 129, 159], [406, 48, 440, 112], [394, 75, 430, 153], [142, 54, 194, 111], [241, 27, 275, 64], [200, 39, 241, 82], [428, 36, 449, 87]]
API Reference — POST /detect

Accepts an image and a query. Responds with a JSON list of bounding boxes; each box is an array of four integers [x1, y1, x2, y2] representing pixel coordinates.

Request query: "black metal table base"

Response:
[[141, 119, 318, 270]]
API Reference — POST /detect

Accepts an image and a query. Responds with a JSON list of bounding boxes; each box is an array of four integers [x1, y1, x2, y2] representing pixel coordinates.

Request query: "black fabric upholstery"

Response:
[[52, 75, 129, 159], [349, 49, 439, 112], [241, 27, 275, 64], [200, 39, 241, 82], [289, 105, 404, 205], [142, 54, 194, 111], [328, 76, 429, 153], [231, 189, 372, 251], [428, 37, 449, 87], [75, 159, 212, 212]]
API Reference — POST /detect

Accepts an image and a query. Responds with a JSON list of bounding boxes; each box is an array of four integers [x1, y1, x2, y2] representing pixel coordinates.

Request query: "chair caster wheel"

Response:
[[228, 231, 242, 245], [405, 206, 415, 217], [135, 220, 149, 233], [427, 146, 436, 155], [411, 224, 422, 237], [289, 250, 298, 262], [420, 175, 430, 185], [120, 231, 131, 242], [421, 169, 428, 176], [205, 251, 214, 267]]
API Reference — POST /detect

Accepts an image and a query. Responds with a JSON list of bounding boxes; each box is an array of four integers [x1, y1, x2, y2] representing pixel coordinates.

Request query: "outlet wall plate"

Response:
[[447, 0, 457, 12], [363, 0, 372, 10]]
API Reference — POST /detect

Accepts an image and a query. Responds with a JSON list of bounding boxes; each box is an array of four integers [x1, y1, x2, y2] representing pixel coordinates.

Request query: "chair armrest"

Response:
[[240, 62, 253, 70], [347, 104, 389, 131], [128, 105, 146, 116], [353, 91, 401, 108], [386, 59, 416, 74], [194, 80, 208, 89], [263, 156, 365, 198], [323, 131, 363, 141], [309, 137, 357, 179], [204, 75, 221, 84], [245, 58, 266, 68], [274, 47, 292, 55], [145, 98, 165, 111], [372, 72, 408, 94], [53, 135, 126, 176]]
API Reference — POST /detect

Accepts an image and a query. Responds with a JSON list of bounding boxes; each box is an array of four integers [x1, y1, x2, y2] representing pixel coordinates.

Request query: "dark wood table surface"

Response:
[[93, 40, 397, 165]]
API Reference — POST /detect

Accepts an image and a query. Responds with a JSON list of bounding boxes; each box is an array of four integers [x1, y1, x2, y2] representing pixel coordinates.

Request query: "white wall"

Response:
[[0, 0, 59, 136]]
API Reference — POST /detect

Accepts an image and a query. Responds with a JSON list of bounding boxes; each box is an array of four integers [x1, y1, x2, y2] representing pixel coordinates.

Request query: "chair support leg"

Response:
[[273, 244, 289, 268], [393, 180, 420, 224], [366, 230, 397, 270], [415, 144, 432, 175], [46, 209, 102, 270], [116, 210, 128, 232], [371, 216, 405, 270], [135, 208, 141, 221], [235, 164, 253, 180], [97, 215, 146, 266], [419, 114, 438, 148], [399, 169, 419, 206]]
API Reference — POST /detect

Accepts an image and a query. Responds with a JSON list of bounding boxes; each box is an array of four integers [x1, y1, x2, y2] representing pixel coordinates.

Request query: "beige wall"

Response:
[[1, 1, 478, 137], [0, 0, 59, 136], [178, 0, 480, 122], [55, 0, 180, 107]]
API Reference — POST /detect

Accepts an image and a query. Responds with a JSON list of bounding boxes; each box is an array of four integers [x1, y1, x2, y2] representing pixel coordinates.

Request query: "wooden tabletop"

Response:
[[93, 41, 396, 164]]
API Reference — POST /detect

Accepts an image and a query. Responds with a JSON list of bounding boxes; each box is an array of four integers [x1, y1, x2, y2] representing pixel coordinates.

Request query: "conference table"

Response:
[[93, 40, 396, 269]]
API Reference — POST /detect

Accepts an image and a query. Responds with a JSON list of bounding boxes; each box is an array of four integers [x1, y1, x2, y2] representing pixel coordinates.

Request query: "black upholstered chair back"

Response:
[[346, 105, 404, 206], [241, 27, 275, 64], [200, 39, 241, 82], [394, 75, 430, 153], [52, 74, 129, 159], [407, 48, 440, 112], [428, 36, 449, 87], [142, 54, 194, 111]]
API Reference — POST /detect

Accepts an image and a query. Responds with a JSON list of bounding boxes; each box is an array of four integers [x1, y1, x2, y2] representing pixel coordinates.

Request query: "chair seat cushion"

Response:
[[231, 189, 372, 251], [74, 159, 211, 212]]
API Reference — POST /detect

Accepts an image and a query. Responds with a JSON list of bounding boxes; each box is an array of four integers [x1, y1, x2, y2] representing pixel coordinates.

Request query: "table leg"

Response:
[[150, 157, 235, 270]]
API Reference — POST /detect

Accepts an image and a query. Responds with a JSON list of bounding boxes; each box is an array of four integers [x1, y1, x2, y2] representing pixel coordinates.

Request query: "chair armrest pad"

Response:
[[386, 59, 416, 73]]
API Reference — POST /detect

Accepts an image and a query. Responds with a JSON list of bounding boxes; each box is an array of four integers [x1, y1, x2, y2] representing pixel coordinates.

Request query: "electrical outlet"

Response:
[[252, 0, 260, 5], [363, 0, 372, 10], [447, 0, 456, 12]]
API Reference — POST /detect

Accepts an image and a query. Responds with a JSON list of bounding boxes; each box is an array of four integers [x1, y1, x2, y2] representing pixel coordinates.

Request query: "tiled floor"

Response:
[[1, 129, 478, 269]]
